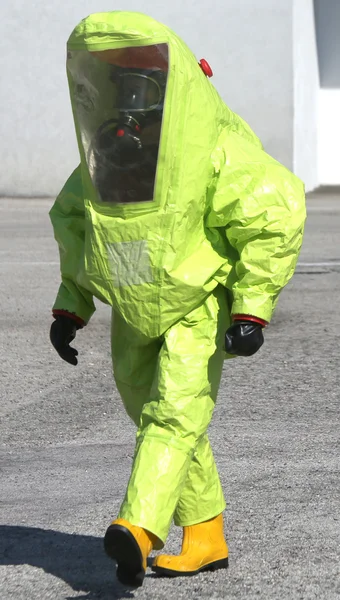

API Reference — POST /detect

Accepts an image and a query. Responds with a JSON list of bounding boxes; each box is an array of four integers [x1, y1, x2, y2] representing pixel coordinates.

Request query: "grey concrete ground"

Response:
[[0, 191, 339, 599]]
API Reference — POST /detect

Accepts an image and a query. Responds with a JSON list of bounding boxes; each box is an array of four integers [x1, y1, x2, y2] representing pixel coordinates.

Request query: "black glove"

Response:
[[225, 320, 264, 357], [50, 315, 81, 366]]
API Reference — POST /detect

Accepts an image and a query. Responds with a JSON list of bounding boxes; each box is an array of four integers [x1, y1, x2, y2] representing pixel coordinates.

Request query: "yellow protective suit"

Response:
[[50, 11, 306, 544]]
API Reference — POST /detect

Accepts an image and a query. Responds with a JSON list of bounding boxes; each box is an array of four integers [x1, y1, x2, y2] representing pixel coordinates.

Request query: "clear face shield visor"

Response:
[[67, 44, 169, 203]]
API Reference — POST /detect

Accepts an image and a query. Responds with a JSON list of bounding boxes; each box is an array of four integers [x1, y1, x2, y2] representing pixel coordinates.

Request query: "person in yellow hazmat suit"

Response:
[[49, 11, 306, 588]]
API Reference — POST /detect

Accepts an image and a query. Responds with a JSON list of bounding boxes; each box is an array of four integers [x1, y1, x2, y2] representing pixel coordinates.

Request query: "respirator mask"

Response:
[[95, 65, 166, 170]]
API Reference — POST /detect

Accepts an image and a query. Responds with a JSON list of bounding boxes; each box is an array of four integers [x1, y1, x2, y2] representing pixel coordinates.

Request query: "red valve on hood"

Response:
[[199, 59, 213, 78]]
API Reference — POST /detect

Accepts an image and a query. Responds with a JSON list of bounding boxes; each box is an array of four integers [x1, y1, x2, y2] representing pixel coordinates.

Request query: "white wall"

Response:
[[318, 90, 340, 185], [314, 0, 340, 185], [0, 0, 295, 196], [293, 0, 319, 192], [314, 0, 340, 88]]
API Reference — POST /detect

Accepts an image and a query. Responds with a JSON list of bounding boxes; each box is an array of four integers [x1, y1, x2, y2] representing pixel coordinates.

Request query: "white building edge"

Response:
[[0, 0, 338, 196]]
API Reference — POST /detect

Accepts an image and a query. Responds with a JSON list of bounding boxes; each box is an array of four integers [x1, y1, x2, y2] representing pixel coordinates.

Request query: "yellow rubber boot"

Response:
[[104, 518, 159, 587], [152, 513, 228, 577]]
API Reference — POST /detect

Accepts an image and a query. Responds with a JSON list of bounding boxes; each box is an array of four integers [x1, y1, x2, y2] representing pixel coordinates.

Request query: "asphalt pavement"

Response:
[[0, 190, 339, 599]]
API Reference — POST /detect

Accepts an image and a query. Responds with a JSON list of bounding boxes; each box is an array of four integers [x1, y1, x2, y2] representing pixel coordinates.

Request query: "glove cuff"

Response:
[[232, 314, 268, 327], [52, 309, 85, 328]]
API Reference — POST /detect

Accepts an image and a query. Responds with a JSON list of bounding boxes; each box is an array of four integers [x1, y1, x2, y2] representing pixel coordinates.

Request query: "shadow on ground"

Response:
[[0, 525, 137, 599]]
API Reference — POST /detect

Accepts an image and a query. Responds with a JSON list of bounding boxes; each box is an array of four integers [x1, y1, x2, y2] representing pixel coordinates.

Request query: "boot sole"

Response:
[[152, 557, 229, 578], [104, 524, 145, 587]]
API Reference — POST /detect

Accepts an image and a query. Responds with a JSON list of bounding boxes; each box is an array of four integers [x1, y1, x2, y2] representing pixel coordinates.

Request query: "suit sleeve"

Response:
[[206, 131, 306, 323], [49, 165, 95, 324]]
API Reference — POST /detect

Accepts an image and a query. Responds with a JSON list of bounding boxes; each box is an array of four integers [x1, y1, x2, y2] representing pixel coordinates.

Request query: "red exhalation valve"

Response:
[[199, 59, 213, 78]]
